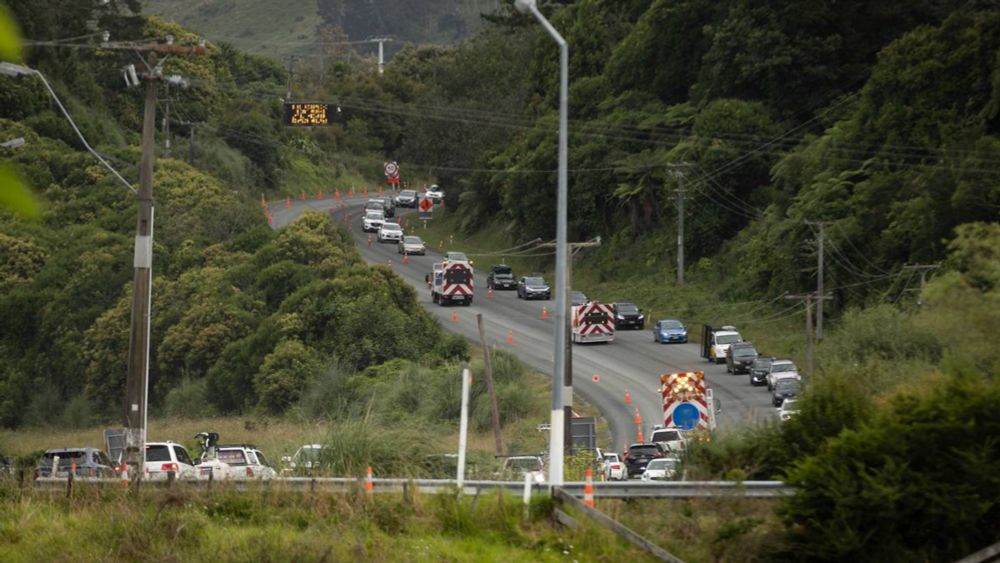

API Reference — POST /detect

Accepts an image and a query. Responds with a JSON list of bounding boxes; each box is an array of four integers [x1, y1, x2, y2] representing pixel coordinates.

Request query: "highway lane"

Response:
[[269, 195, 777, 453]]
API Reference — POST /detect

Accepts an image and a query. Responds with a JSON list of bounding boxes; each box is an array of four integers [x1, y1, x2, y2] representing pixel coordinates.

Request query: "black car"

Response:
[[726, 342, 759, 374], [623, 443, 667, 477], [376, 197, 396, 218], [571, 290, 589, 306], [394, 189, 418, 208], [487, 265, 517, 290], [612, 302, 645, 329], [517, 276, 550, 300], [772, 378, 802, 407], [749, 356, 775, 386]]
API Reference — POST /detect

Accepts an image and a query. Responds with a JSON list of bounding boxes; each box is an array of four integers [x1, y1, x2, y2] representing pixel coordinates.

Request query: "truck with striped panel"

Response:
[[431, 259, 474, 306], [571, 302, 615, 343]]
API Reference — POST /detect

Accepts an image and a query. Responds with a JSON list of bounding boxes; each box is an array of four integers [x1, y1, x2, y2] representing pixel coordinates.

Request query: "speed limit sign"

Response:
[[383, 161, 399, 178]]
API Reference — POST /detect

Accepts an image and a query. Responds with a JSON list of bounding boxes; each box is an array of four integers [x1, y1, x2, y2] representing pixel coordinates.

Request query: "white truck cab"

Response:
[[702, 325, 743, 364]]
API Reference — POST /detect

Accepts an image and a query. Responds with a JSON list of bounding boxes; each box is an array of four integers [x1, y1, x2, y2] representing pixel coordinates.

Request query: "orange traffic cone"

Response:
[[634, 407, 642, 425], [285, 197, 290, 208], [267, 214, 273, 226], [624, 389, 632, 405], [541, 306, 548, 320], [451, 309, 458, 322], [335, 190, 341, 200], [317, 191, 323, 200], [487, 287, 494, 299], [507, 330, 514, 345], [301, 191, 306, 201], [403, 254, 409, 264], [367, 235, 373, 247], [637, 429, 644, 443], [584, 468, 595, 507], [365, 466, 373, 493]]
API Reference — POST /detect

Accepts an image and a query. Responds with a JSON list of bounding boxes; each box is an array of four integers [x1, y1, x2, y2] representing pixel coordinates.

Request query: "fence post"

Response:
[[522, 472, 532, 521], [66, 470, 73, 499], [167, 470, 175, 488]]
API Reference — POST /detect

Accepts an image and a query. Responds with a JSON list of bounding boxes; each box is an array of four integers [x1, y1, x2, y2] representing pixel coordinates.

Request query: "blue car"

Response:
[[653, 319, 688, 343]]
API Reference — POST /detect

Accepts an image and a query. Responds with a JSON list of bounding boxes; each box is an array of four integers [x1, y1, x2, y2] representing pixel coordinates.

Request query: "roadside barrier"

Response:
[[583, 468, 595, 507]]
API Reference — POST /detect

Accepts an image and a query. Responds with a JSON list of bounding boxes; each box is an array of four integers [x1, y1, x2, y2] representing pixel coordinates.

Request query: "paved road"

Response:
[[269, 195, 776, 453]]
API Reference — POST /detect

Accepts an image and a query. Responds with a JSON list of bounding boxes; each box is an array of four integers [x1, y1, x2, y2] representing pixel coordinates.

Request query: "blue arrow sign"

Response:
[[672, 403, 700, 430]]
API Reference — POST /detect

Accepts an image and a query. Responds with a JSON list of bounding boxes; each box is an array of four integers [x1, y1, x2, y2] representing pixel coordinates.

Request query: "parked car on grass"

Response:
[[144, 442, 198, 481], [35, 448, 115, 479]]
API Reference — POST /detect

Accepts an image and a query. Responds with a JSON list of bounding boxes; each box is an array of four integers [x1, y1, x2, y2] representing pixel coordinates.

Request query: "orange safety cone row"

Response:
[[541, 306, 548, 320], [507, 329, 514, 345], [365, 466, 373, 493], [583, 468, 595, 507], [634, 407, 642, 425], [451, 309, 458, 322], [624, 389, 632, 405]]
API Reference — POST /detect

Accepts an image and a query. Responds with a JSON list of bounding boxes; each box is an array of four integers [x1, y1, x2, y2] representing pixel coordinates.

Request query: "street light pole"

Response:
[[515, 0, 568, 487]]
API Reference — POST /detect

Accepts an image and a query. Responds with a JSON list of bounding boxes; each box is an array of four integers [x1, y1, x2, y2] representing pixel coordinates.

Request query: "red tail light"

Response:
[[161, 462, 178, 472], [611, 464, 621, 469]]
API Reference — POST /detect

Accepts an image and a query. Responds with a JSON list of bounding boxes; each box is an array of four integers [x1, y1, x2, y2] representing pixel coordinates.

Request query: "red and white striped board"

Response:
[[659, 371, 713, 431], [443, 262, 474, 299], [572, 302, 615, 343]]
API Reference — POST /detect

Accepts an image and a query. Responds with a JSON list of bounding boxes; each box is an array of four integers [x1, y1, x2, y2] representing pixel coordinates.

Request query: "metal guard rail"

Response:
[[29, 477, 794, 498]]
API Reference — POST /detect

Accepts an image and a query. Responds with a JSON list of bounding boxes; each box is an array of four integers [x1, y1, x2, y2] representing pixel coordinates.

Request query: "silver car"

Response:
[[398, 235, 426, 255], [377, 222, 404, 243]]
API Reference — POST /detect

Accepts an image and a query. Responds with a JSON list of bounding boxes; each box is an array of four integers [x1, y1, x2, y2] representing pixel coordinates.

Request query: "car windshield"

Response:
[[145, 444, 171, 462], [366, 201, 384, 209], [629, 446, 660, 456], [404, 236, 422, 244], [446, 252, 468, 261], [41, 451, 88, 467], [493, 266, 512, 275], [651, 430, 682, 442], [400, 190, 416, 197], [603, 454, 618, 463], [617, 303, 638, 313], [525, 277, 545, 285], [573, 292, 588, 301], [382, 223, 401, 231], [661, 320, 683, 329], [646, 458, 677, 470], [507, 458, 542, 472], [254, 451, 271, 467], [772, 363, 796, 373], [717, 334, 741, 344], [733, 347, 757, 357], [754, 358, 774, 367], [366, 211, 383, 219]]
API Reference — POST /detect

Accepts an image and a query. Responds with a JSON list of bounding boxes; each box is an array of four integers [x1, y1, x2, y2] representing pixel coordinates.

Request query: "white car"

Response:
[[602, 452, 625, 481], [641, 456, 681, 481], [196, 445, 277, 481], [144, 442, 198, 481], [398, 235, 426, 255], [281, 444, 323, 474], [649, 427, 687, 454], [377, 222, 404, 243], [500, 456, 545, 483], [424, 185, 444, 203], [778, 399, 800, 422], [362, 210, 385, 233], [766, 359, 801, 391]]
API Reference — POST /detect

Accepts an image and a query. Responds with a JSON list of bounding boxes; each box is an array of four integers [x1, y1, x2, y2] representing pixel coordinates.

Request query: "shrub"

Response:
[[820, 304, 942, 365], [163, 378, 215, 419]]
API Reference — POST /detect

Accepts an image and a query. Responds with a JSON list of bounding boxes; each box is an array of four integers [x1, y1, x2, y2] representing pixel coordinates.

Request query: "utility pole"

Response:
[[785, 293, 831, 380], [541, 237, 601, 456], [901, 264, 941, 305], [371, 37, 393, 75], [805, 221, 832, 339], [675, 172, 685, 286], [123, 51, 158, 485], [123, 40, 205, 485]]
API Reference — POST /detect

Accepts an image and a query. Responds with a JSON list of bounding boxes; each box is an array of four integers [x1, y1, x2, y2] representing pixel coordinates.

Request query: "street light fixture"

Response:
[[513, 0, 570, 487], [0, 62, 136, 193]]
